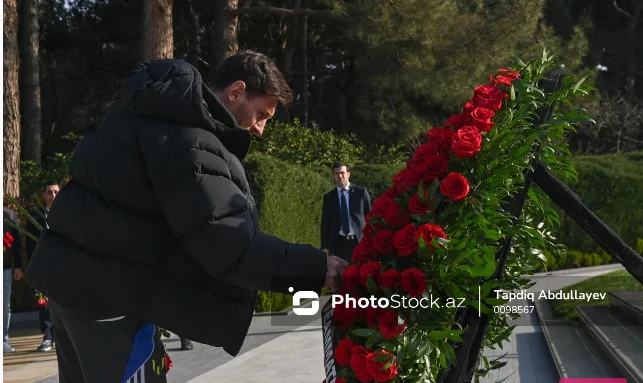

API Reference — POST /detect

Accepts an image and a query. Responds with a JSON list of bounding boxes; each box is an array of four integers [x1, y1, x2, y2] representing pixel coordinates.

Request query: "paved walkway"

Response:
[[4, 264, 625, 383]]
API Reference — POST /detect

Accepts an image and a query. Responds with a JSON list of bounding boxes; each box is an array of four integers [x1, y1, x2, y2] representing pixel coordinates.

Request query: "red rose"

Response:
[[408, 187, 432, 214], [383, 203, 411, 229], [350, 346, 374, 383], [463, 100, 475, 117], [362, 221, 383, 239], [352, 236, 375, 263], [37, 298, 47, 307], [393, 224, 418, 256], [380, 269, 400, 289], [343, 264, 361, 290], [333, 300, 364, 326], [490, 75, 514, 87], [365, 350, 399, 382], [403, 167, 424, 189], [362, 224, 376, 239], [372, 195, 395, 218], [451, 126, 482, 158], [379, 310, 406, 338], [400, 268, 427, 297], [497, 67, 520, 79], [415, 223, 447, 249], [439, 128, 455, 150], [472, 84, 504, 111], [426, 126, 443, 141], [420, 154, 449, 182], [373, 230, 394, 254], [360, 261, 381, 287], [165, 352, 173, 372], [416, 141, 441, 158], [407, 141, 441, 169], [334, 337, 355, 367], [470, 107, 495, 132], [445, 114, 465, 129], [366, 306, 386, 329], [382, 188, 400, 199], [3, 232, 14, 249], [440, 172, 470, 200], [427, 127, 455, 151]]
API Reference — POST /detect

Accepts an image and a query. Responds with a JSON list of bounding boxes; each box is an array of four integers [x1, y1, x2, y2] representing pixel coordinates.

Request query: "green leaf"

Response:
[[428, 178, 440, 201], [510, 85, 516, 101], [418, 180, 426, 202], [336, 368, 355, 378], [415, 341, 434, 359], [365, 331, 384, 348], [352, 328, 376, 337], [366, 275, 380, 295], [378, 341, 397, 352], [372, 352, 392, 362], [573, 75, 588, 92], [485, 230, 503, 240]]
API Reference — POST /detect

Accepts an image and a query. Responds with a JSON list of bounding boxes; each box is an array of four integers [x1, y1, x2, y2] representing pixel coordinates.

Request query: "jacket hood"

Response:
[[120, 59, 252, 161]]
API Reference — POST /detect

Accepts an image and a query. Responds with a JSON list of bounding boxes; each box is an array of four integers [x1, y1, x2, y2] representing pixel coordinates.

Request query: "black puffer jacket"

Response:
[[25, 59, 328, 356]]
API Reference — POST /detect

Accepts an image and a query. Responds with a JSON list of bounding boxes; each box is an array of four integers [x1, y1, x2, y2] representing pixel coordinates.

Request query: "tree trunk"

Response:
[[282, 0, 301, 79], [612, 0, 641, 93], [299, 1, 309, 127], [210, 0, 238, 80], [185, 0, 200, 67], [142, 0, 174, 61], [20, 0, 42, 166], [4, 0, 21, 197]]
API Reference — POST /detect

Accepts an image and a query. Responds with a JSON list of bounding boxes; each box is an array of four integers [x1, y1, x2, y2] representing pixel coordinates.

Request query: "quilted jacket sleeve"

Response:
[[145, 129, 328, 295]]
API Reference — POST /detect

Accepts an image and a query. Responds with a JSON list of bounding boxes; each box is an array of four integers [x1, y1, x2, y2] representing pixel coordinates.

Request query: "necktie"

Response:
[[340, 189, 350, 235]]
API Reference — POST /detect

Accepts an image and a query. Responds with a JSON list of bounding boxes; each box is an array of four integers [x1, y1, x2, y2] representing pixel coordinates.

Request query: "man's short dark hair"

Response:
[[43, 181, 60, 191], [212, 50, 293, 105], [332, 162, 350, 172]]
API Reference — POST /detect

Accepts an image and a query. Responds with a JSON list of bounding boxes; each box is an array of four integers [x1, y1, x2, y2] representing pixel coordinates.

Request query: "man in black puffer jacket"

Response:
[[25, 51, 348, 383]]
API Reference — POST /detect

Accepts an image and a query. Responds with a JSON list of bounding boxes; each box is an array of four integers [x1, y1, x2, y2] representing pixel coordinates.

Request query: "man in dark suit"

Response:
[[321, 162, 372, 263], [26, 181, 60, 352]]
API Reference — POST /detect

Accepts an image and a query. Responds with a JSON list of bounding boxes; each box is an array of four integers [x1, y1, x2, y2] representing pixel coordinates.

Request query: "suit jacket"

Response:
[[26, 207, 48, 263], [320, 184, 371, 254]]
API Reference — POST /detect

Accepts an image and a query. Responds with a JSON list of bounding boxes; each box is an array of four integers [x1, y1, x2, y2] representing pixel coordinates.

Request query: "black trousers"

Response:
[[39, 306, 55, 341], [335, 235, 359, 263], [49, 299, 169, 383]]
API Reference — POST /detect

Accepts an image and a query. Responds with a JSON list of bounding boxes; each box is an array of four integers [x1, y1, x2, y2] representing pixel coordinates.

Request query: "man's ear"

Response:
[[227, 80, 247, 103]]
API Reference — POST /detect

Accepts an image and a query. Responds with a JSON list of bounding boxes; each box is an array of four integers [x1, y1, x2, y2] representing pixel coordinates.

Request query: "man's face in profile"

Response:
[[219, 81, 277, 136], [43, 184, 60, 207], [333, 166, 350, 188]]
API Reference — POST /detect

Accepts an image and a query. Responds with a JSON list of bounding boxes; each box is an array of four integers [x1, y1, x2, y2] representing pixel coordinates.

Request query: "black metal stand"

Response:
[[531, 161, 643, 284]]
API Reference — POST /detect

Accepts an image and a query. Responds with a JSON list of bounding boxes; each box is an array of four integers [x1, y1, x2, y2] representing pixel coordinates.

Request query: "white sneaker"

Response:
[[3, 342, 16, 353]]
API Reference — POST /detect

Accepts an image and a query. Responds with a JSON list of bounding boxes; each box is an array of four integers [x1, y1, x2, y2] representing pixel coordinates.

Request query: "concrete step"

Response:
[[540, 319, 621, 378], [576, 305, 643, 383], [609, 291, 643, 326]]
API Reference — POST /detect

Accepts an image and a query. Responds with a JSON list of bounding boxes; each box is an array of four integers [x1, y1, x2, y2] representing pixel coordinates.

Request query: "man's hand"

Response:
[[13, 268, 23, 281], [325, 256, 349, 291]]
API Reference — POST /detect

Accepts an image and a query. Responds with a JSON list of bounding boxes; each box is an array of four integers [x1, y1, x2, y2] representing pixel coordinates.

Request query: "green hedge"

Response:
[[350, 163, 405, 200], [553, 151, 643, 253], [244, 153, 334, 312]]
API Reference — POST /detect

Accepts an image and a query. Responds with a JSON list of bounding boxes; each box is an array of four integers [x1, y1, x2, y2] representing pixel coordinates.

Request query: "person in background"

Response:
[[3, 204, 24, 353], [26, 181, 60, 352], [320, 161, 372, 262]]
